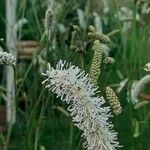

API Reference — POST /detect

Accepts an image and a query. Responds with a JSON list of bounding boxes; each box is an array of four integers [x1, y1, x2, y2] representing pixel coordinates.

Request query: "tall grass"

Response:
[[0, 0, 149, 150]]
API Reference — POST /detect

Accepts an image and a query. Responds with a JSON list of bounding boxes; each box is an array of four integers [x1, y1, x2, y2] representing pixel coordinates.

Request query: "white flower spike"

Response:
[[42, 60, 120, 150]]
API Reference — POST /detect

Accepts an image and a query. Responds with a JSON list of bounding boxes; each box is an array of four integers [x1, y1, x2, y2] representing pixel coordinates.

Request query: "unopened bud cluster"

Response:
[[70, 25, 84, 54]]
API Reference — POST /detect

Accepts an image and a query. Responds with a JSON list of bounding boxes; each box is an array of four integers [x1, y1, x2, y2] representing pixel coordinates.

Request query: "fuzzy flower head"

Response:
[[0, 51, 16, 66], [42, 60, 120, 150]]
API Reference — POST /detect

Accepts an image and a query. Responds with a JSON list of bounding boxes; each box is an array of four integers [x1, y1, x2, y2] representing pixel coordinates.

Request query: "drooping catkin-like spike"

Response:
[[73, 25, 81, 33], [44, 8, 53, 35], [70, 30, 79, 51], [134, 101, 149, 110], [70, 25, 84, 54], [70, 30, 82, 53], [105, 87, 122, 115], [107, 29, 120, 37], [103, 56, 115, 64], [88, 25, 96, 33], [96, 33, 111, 43], [88, 25, 111, 43], [90, 40, 102, 85], [88, 32, 111, 43]]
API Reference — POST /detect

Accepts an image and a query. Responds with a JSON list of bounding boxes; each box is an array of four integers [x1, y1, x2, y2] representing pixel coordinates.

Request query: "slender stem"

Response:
[[84, 0, 90, 28], [25, 88, 47, 149], [140, 111, 150, 134], [31, 0, 42, 36], [17, 60, 33, 96], [69, 122, 74, 150], [34, 98, 47, 150], [79, 53, 84, 69], [46, 30, 52, 63], [13, 67, 17, 106], [17, 0, 27, 42], [34, 126, 39, 150], [75, 131, 82, 150], [4, 121, 12, 150], [34, 101, 44, 150], [4, 66, 16, 150]]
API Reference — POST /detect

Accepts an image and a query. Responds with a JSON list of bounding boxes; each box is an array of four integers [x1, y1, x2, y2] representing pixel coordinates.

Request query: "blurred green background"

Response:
[[0, 0, 150, 150]]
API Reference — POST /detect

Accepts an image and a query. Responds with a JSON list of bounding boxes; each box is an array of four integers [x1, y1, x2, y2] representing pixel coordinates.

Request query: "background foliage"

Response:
[[0, 0, 150, 150]]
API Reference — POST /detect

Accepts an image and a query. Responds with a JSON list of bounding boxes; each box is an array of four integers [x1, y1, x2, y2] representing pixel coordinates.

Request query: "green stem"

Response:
[[140, 111, 150, 134], [13, 67, 17, 107], [4, 66, 17, 150], [17, 60, 33, 96], [25, 88, 47, 149], [34, 126, 39, 150], [17, 0, 27, 42], [4, 121, 12, 150], [69, 122, 74, 150], [34, 111, 43, 150], [34, 98, 48, 150], [31, 0, 42, 37], [46, 30, 52, 63], [79, 53, 84, 69]]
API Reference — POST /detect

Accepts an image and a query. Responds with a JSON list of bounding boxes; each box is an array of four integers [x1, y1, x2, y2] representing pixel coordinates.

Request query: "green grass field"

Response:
[[0, 0, 150, 150]]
